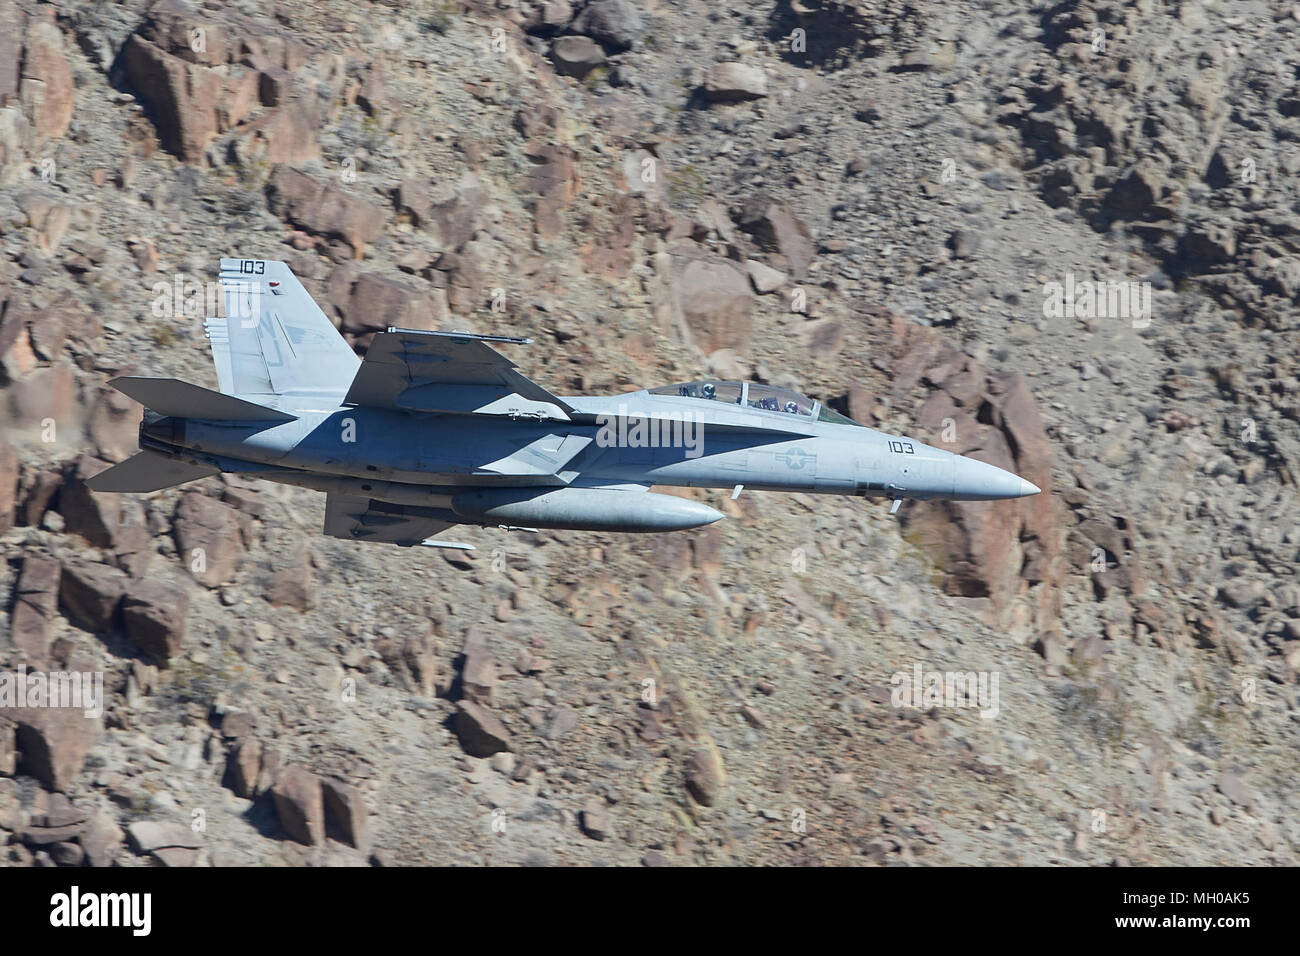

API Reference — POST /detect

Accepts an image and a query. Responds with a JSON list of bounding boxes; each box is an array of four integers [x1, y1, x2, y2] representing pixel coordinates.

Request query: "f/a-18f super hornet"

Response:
[[88, 259, 1040, 549]]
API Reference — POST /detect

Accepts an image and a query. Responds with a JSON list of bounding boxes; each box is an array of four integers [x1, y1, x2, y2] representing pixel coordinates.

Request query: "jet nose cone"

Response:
[[951, 456, 1042, 500]]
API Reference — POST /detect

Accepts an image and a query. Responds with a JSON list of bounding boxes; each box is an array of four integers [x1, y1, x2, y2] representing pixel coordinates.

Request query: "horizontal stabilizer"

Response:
[[109, 377, 296, 422], [85, 450, 219, 493]]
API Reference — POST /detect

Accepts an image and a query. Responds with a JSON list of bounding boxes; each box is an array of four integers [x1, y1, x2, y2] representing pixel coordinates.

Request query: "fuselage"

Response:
[[139, 387, 1039, 526]]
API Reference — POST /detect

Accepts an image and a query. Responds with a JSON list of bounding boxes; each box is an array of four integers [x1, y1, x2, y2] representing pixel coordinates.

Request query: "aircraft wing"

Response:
[[323, 493, 471, 548], [343, 329, 575, 420]]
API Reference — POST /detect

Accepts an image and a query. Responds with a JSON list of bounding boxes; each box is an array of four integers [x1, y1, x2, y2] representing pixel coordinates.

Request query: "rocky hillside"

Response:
[[1, 0, 1297, 866]]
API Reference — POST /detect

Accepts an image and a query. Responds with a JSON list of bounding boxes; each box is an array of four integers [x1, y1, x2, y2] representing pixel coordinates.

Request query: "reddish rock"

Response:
[[394, 177, 432, 225], [337, 273, 448, 335], [266, 166, 387, 257], [136, 0, 235, 66], [441, 247, 486, 313], [225, 738, 261, 798], [8, 364, 76, 428], [322, 777, 369, 849], [58, 455, 121, 548], [12, 706, 103, 792], [173, 490, 246, 587], [0, 438, 18, 533], [59, 562, 127, 633], [220, 485, 263, 515], [86, 387, 143, 463], [551, 35, 606, 77], [890, 317, 1061, 640], [264, 563, 312, 611], [0, 717, 15, 776], [0, 3, 22, 104], [121, 36, 218, 162], [11, 555, 60, 659], [428, 175, 487, 251], [455, 701, 513, 757], [18, 17, 75, 147], [120, 15, 256, 164], [271, 765, 325, 845], [401, 623, 438, 697], [581, 192, 637, 280], [111, 522, 156, 579], [738, 195, 815, 280], [231, 102, 321, 165], [13, 193, 75, 253], [673, 256, 752, 354], [16, 467, 60, 527], [125, 820, 202, 868], [525, 142, 579, 237], [121, 580, 189, 665], [461, 634, 497, 704], [685, 746, 725, 806], [80, 809, 124, 867]]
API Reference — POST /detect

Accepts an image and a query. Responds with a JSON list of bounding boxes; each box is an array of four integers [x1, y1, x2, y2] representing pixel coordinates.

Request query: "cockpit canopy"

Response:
[[647, 381, 863, 426]]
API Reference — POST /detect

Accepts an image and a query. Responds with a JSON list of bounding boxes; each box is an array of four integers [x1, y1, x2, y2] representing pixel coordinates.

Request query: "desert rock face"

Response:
[[0, 0, 1296, 866]]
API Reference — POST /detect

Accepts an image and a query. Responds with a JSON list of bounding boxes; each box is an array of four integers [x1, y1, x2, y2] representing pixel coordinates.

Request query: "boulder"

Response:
[[270, 765, 325, 845], [111, 522, 156, 579], [237, 105, 321, 165], [427, 175, 487, 250], [580, 795, 610, 840], [11, 555, 60, 659], [322, 777, 369, 849], [266, 166, 387, 257], [673, 256, 752, 354], [685, 745, 725, 806], [737, 195, 815, 279], [121, 580, 190, 665], [120, 34, 243, 163], [224, 737, 261, 798], [58, 455, 121, 548], [8, 365, 76, 429], [524, 142, 579, 237], [80, 809, 124, 867], [394, 177, 432, 225], [571, 0, 645, 50], [461, 634, 497, 704], [16, 466, 60, 527], [455, 701, 513, 757], [18, 17, 75, 147], [86, 387, 143, 463], [0, 718, 15, 776], [524, 0, 575, 34], [551, 36, 606, 77], [402, 623, 438, 697], [173, 490, 246, 587], [59, 562, 127, 633], [125, 819, 200, 865], [703, 63, 767, 102], [745, 259, 786, 294], [890, 317, 1061, 640], [12, 706, 102, 792], [264, 563, 313, 611], [0, 439, 17, 533], [336, 273, 448, 335]]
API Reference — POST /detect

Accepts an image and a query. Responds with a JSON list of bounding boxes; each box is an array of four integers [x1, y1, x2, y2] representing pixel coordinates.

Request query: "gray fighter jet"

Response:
[[88, 259, 1040, 549]]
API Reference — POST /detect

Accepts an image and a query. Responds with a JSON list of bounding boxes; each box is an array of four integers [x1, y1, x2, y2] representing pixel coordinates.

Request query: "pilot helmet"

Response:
[[702, 383, 716, 399]]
